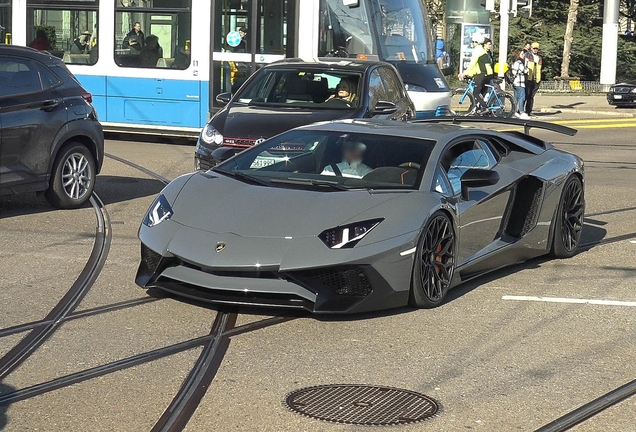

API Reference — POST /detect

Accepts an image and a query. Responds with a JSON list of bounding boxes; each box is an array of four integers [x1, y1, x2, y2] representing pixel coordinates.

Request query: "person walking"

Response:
[[525, 42, 543, 116], [510, 49, 530, 119], [458, 34, 494, 113]]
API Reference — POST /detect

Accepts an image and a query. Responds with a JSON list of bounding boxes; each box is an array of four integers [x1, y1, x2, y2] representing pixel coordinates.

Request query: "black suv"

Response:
[[195, 59, 415, 170], [0, 46, 103, 208]]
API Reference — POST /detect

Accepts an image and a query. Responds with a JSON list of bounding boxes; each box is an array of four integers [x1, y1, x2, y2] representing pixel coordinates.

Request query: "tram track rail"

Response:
[[0, 194, 111, 381]]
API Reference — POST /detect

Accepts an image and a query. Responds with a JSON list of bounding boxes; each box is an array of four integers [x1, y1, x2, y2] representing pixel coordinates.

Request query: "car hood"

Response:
[[213, 104, 358, 140], [170, 172, 403, 238]]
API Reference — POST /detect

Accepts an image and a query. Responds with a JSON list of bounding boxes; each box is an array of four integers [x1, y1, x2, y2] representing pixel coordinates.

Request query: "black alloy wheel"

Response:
[[551, 175, 584, 258], [411, 211, 456, 308]]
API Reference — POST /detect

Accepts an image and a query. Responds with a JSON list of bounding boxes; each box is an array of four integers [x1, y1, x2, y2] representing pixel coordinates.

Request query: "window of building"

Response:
[[26, 0, 99, 65], [0, 1, 11, 44], [114, 0, 191, 69]]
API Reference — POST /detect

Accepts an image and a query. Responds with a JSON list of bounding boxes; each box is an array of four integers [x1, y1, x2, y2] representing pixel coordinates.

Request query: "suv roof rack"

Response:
[[412, 116, 577, 137]]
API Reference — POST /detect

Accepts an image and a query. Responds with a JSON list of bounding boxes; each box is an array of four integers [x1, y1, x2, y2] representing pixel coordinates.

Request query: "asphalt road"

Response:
[[1, 113, 635, 432]]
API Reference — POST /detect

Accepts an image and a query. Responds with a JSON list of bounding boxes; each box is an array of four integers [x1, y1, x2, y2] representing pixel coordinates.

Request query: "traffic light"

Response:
[[511, 0, 533, 18]]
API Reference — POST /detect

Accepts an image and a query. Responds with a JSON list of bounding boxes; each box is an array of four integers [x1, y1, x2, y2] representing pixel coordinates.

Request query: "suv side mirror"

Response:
[[216, 92, 231, 105], [373, 100, 398, 115], [460, 168, 499, 200]]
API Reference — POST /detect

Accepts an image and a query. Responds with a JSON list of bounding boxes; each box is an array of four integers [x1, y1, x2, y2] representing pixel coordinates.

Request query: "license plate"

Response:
[[614, 94, 623, 99], [250, 158, 275, 169]]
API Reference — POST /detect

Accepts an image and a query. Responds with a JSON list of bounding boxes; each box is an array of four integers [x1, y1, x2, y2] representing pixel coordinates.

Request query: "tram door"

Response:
[[210, 0, 296, 111]]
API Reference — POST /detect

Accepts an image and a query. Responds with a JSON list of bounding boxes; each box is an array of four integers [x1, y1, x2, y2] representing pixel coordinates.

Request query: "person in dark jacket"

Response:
[[123, 22, 144, 50], [28, 29, 53, 51], [139, 35, 163, 67]]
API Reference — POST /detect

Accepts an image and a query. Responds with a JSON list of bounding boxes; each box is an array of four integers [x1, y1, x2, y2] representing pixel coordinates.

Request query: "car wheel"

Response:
[[410, 211, 456, 308], [551, 175, 584, 258], [45, 142, 96, 209]]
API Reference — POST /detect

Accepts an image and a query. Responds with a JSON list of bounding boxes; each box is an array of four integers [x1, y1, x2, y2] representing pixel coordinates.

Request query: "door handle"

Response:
[[40, 99, 59, 112]]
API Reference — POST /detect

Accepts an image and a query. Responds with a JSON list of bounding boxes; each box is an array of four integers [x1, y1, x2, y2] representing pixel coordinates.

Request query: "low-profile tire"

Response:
[[45, 142, 96, 209], [551, 175, 584, 258], [410, 211, 456, 308]]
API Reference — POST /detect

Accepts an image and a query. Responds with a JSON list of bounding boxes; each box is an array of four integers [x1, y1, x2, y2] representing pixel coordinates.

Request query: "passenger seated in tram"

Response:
[[70, 31, 91, 54], [139, 35, 163, 68]]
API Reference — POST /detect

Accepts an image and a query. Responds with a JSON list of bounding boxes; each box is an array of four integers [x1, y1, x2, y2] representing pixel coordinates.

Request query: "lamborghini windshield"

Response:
[[235, 68, 362, 109], [214, 129, 435, 190]]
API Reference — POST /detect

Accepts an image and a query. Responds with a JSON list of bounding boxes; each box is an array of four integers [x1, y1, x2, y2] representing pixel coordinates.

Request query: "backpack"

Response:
[[437, 51, 451, 70], [504, 66, 515, 86]]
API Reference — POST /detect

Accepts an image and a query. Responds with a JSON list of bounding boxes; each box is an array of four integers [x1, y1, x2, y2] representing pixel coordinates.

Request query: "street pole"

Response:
[[600, 0, 619, 86], [498, 0, 510, 89]]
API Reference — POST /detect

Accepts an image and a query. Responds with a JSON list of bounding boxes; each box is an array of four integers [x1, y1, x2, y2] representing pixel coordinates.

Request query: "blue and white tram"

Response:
[[8, 0, 449, 136]]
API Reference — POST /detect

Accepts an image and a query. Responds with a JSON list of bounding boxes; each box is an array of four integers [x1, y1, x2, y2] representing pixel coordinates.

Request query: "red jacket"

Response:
[[28, 37, 53, 51]]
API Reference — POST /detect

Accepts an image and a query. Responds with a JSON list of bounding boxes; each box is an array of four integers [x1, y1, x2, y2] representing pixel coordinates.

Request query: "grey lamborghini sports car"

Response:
[[136, 118, 584, 314]]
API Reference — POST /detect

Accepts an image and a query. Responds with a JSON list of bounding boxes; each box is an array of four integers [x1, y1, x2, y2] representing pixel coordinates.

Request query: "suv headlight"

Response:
[[143, 194, 173, 227], [200, 123, 224, 146], [319, 219, 383, 249], [630, 88, 636, 93]]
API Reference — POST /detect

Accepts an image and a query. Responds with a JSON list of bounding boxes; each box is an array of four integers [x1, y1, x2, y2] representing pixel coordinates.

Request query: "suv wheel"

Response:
[[45, 142, 96, 209]]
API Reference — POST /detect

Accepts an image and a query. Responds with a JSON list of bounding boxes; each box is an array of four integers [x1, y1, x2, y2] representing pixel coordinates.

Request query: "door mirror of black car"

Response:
[[372, 100, 398, 115], [211, 146, 239, 164], [216, 92, 231, 105], [460, 168, 500, 200]]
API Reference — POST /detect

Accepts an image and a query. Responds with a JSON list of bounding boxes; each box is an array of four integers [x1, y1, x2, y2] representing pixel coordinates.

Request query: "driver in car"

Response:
[[321, 140, 372, 179], [325, 77, 357, 104]]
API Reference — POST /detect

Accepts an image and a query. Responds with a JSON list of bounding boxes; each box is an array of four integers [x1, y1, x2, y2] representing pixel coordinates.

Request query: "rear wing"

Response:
[[411, 116, 578, 137]]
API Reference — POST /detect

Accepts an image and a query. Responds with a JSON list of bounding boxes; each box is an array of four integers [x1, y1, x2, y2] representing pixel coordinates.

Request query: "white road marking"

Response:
[[630, 240, 636, 244], [399, 247, 417, 256], [502, 295, 636, 307]]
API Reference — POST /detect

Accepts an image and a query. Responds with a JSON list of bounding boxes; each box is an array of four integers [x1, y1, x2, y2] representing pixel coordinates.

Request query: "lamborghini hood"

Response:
[[170, 172, 404, 238]]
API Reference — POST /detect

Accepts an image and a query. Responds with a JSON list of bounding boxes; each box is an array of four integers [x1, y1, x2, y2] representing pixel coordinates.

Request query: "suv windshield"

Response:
[[235, 68, 362, 109], [215, 129, 435, 190], [319, 0, 433, 64]]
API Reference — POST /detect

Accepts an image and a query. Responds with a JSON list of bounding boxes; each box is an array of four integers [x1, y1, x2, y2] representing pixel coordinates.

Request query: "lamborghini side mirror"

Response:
[[460, 169, 499, 200]]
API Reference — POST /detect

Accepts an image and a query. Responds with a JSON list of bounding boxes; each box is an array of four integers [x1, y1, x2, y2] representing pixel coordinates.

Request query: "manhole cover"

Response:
[[284, 384, 441, 426]]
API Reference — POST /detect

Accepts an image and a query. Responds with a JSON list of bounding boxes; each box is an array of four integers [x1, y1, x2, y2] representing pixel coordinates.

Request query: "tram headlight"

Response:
[[200, 123, 224, 146]]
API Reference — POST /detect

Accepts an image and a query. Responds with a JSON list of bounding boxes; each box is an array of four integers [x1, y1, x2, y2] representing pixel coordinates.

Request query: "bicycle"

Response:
[[450, 77, 517, 118]]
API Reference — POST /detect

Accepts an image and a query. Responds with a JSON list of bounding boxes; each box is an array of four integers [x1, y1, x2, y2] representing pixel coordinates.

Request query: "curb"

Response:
[[539, 108, 636, 117]]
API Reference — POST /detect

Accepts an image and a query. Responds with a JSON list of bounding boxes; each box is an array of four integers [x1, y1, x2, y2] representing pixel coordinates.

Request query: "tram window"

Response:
[[114, 0, 192, 70], [0, 1, 11, 44], [26, 1, 99, 65], [318, 0, 432, 64]]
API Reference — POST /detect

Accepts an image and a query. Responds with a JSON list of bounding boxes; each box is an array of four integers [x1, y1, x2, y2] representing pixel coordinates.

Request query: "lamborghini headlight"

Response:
[[200, 123, 224, 146], [143, 194, 173, 227], [319, 219, 383, 249]]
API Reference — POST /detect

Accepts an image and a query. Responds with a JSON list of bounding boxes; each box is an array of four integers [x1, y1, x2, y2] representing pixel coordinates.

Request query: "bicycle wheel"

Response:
[[491, 91, 517, 118], [449, 88, 475, 116]]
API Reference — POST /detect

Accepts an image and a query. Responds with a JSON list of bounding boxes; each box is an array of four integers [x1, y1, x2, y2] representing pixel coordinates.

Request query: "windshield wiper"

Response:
[[270, 178, 356, 191], [212, 168, 270, 186]]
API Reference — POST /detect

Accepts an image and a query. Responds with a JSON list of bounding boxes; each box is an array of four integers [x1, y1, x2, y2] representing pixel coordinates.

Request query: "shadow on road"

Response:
[[0, 175, 165, 219], [94, 175, 165, 206], [0, 382, 16, 431]]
